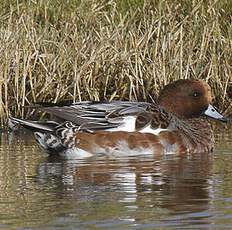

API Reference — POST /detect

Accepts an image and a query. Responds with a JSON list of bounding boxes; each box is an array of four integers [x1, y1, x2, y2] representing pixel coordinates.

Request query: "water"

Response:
[[0, 123, 232, 229]]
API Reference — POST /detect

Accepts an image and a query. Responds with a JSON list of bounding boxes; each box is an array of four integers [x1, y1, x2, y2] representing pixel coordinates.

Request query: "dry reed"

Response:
[[0, 0, 231, 125]]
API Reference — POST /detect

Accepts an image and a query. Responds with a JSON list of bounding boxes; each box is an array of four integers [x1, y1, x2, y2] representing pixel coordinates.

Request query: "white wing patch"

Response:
[[107, 116, 137, 132], [139, 126, 167, 135], [107, 116, 167, 135]]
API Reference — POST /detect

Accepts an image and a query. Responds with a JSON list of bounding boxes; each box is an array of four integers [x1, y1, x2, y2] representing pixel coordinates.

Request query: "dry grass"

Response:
[[0, 0, 231, 124]]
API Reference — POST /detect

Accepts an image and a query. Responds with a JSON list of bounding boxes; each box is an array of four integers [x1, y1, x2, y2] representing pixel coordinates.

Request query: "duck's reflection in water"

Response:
[[35, 152, 214, 218]]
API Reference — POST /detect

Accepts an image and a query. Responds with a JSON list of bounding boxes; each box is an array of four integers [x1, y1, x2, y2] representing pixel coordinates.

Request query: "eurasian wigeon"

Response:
[[9, 79, 227, 158]]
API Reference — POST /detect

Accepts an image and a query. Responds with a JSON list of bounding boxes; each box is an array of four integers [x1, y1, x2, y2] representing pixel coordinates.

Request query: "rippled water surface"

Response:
[[1, 123, 232, 229]]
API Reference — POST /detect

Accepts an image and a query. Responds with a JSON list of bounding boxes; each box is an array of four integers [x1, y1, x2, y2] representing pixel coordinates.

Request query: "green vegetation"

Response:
[[0, 0, 231, 124]]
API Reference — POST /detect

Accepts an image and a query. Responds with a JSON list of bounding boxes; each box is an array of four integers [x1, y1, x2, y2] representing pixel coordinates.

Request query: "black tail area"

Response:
[[8, 117, 59, 133]]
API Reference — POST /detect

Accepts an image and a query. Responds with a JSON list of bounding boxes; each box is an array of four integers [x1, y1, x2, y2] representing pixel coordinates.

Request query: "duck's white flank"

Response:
[[105, 140, 154, 157], [61, 140, 155, 159], [61, 148, 93, 159]]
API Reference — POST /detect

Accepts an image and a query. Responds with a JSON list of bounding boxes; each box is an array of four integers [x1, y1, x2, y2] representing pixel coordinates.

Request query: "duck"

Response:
[[9, 79, 227, 158]]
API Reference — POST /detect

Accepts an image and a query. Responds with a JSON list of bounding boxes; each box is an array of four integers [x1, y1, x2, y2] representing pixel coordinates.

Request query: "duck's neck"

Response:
[[182, 117, 214, 152]]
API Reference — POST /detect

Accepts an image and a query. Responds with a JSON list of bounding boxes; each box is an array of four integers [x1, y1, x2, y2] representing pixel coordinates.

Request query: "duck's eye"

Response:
[[192, 92, 200, 98]]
